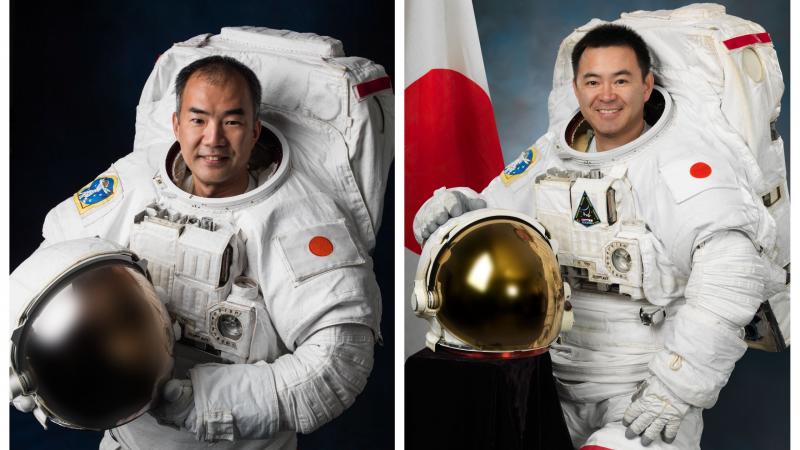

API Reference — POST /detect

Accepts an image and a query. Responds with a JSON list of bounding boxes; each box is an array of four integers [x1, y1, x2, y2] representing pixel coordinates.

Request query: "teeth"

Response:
[[598, 109, 620, 113], [204, 156, 222, 161]]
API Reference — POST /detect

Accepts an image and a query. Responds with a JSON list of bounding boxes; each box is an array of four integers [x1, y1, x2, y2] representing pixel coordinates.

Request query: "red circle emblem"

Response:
[[690, 162, 712, 178], [309, 236, 334, 257]]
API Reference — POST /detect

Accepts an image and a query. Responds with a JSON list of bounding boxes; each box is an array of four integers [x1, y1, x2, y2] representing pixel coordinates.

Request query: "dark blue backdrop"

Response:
[[10, 1, 394, 448], [471, 1, 789, 449]]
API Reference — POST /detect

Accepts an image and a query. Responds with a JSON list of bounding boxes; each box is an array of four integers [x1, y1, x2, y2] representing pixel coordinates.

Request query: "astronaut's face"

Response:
[[172, 72, 261, 198], [572, 46, 654, 151]]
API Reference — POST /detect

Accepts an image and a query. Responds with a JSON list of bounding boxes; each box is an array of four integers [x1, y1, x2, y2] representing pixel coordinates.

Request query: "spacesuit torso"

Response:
[[483, 83, 767, 378]]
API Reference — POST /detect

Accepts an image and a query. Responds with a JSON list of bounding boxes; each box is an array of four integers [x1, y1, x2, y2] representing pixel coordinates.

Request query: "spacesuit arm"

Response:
[[38, 151, 160, 247], [412, 138, 555, 244], [648, 229, 784, 408], [187, 323, 374, 441]]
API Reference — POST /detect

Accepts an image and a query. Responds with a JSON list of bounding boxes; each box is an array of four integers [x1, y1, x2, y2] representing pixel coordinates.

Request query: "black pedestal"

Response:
[[405, 348, 573, 450]]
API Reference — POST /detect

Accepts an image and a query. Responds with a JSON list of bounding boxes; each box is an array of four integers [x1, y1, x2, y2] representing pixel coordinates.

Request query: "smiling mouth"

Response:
[[199, 155, 229, 161], [597, 108, 622, 115]]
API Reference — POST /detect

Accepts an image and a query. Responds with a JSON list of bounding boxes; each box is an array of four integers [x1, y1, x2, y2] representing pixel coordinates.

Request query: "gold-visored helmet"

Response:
[[412, 209, 572, 357], [10, 238, 174, 430]]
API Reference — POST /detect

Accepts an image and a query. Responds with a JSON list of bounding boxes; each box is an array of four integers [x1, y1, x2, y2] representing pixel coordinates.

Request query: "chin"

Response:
[[200, 177, 230, 186]]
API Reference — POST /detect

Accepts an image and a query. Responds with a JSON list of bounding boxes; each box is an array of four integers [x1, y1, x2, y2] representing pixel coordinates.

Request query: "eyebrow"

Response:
[[581, 69, 633, 79], [223, 108, 246, 116], [187, 107, 246, 116]]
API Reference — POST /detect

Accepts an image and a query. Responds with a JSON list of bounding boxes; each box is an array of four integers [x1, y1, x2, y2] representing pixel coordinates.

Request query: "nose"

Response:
[[599, 82, 616, 102], [203, 121, 228, 147]]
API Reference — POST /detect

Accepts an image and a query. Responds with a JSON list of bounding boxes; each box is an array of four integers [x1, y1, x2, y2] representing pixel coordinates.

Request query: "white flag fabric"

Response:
[[405, 0, 490, 93]]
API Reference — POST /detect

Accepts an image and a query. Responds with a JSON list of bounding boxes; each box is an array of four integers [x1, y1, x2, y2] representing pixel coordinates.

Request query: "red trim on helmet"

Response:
[[437, 344, 548, 360]]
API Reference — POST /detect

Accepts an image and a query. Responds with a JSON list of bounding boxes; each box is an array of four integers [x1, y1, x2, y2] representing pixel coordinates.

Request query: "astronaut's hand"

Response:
[[150, 379, 198, 435], [413, 188, 486, 244], [10, 394, 50, 429], [10, 370, 48, 428], [11, 394, 35, 412], [623, 376, 692, 446]]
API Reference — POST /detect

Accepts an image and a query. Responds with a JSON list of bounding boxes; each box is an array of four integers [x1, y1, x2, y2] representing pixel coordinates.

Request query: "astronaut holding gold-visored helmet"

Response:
[[413, 4, 789, 449]]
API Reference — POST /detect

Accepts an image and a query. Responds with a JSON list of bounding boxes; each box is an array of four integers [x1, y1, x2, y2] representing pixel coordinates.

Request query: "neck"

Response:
[[594, 119, 646, 152], [191, 173, 249, 198]]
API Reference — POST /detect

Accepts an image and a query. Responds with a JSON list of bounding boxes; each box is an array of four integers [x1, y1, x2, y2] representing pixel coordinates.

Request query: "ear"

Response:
[[643, 71, 654, 102], [252, 119, 262, 141], [172, 112, 179, 139], [572, 78, 579, 98]]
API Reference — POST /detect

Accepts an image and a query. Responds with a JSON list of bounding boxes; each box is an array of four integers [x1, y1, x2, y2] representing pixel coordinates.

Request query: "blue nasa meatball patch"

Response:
[[501, 146, 538, 185]]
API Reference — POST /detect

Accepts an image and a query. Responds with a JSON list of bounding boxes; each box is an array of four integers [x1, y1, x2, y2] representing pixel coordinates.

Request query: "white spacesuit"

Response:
[[12, 27, 393, 450], [413, 5, 788, 449]]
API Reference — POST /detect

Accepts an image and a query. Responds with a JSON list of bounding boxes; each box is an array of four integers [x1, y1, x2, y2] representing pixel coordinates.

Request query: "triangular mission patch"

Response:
[[574, 191, 601, 227]]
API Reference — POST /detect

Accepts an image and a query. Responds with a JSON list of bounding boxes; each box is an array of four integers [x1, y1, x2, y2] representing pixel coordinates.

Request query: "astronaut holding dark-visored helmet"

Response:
[[10, 27, 393, 450], [413, 5, 788, 449]]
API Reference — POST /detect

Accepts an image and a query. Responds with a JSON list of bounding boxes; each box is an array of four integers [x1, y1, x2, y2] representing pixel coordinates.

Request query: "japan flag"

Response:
[[404, 0, 504, 355]]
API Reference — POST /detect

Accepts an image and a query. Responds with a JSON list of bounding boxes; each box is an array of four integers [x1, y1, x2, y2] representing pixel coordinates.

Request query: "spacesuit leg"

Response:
[[558, 399, 595, 447], [580, 406, 702, 450], [557, 378, 701, 449], [557, 379, 639, 448], [561, 384, 701, 450]]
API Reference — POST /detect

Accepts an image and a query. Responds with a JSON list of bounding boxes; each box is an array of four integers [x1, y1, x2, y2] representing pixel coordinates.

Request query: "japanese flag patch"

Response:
[[275, 220, 365, 284], [501, 146, 538, 185], [73, 173, 121, 215], [659, 157, 739, 204]]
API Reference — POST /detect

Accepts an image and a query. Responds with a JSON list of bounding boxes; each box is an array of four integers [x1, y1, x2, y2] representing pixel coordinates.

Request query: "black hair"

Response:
[[571, 24, 651, 80], [174, 55, 262, 120]]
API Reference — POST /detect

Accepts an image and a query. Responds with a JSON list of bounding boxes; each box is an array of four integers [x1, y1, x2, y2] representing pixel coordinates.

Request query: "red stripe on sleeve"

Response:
[[723, 32, 772, 50], [354, 76, 392, 99]]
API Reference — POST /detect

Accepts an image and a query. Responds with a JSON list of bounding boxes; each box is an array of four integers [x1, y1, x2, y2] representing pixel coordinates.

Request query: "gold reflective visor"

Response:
[[431, 217, 564, 352]]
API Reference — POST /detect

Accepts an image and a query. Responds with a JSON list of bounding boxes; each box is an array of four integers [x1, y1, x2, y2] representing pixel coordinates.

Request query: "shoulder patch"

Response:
[[501, 146, 538, 185], [275, 220, 365, 284], [659, 158, 739, 204], [73, 174, 120, 214]]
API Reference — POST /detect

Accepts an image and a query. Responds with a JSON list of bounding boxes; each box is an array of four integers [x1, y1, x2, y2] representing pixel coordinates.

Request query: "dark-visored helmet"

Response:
[[10, 238, 174, 430]]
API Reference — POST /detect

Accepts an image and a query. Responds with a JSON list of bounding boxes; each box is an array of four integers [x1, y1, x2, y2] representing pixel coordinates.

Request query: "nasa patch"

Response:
[[501, 146, 538, 185], [73, 175, 119, 214]]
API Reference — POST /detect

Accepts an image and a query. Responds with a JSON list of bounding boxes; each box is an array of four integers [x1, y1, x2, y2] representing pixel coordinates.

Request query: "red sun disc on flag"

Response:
[[690, 162, 712, 178], [309, 236, 334, 257]]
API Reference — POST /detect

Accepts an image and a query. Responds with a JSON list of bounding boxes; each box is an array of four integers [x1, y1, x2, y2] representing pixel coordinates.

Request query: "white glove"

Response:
[[412, 187, 486, 244], [11, 394, 36, 412], [150, 379, 198, 435], [10, 371, 48, 428], [11, 393, 49, 429], [623, 376, 692, 446]]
